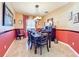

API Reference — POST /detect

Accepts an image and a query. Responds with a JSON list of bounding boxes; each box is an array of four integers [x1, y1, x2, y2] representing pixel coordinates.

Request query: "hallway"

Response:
[[4, 39, 76, 57]]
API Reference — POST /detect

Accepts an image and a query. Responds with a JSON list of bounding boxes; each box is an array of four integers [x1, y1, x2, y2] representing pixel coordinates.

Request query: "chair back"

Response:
[[37, 33, 48, 45], [16, 29, 21, 37]]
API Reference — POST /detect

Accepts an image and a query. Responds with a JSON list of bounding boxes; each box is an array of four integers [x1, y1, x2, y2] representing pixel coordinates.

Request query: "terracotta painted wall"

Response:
[[0, 30, 15, 57], [15, 12, 23, 29], [56, 30, 68, 43], [0, 2, 16, 56], [56, 29, 79, 54], [43, 2, 79, 55], [23, 15, 28, 37], [67, 31, 79, 54], [15, 13, 28, 37]]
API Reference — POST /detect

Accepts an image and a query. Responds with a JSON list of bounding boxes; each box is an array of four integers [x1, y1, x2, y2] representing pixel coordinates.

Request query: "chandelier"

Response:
[[34, 4, 42, 20]]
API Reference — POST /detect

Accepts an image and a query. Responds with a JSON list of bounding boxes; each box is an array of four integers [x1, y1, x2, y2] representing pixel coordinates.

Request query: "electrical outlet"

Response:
[[72, 42, 74, 46], [4, 45, 6, 49]]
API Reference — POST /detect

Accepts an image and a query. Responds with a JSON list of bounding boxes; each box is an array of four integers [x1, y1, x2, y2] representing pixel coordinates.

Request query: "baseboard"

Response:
[[59, 41, 79, 57], [3, 39, 15, 57]]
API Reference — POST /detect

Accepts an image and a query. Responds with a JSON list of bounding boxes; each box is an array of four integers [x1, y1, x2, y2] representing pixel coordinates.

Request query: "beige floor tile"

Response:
[[4, 38, 77, 57]]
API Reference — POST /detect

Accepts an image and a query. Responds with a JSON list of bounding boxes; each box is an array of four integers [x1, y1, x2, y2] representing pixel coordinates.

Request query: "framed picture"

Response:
[[2, 2, 13, 26], [68, 11, 73, 21], [73, 13, 79, 23]]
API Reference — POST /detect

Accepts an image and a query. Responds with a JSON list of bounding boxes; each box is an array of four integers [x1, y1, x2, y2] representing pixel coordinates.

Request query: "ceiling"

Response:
[[11, 2, 69, 16]]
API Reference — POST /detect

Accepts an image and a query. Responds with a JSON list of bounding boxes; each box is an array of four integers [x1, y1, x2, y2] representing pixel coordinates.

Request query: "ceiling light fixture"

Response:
[[35, 5, 39, 8], [34, 4, 42, 21]]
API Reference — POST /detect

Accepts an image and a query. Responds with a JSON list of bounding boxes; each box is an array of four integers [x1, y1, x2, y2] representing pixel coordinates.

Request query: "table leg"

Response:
[[48, 33, 51, 48], [34, 45, 37, 54]]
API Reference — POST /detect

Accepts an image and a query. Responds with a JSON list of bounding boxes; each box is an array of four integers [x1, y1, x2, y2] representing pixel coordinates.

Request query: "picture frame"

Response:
[[68, 11, 73, 21], [73, 13, 79, 23], [2, 2, 13, 26]]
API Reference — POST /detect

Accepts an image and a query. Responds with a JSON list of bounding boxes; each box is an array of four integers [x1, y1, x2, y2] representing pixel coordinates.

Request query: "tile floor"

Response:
[[4, 38, 77, 57]]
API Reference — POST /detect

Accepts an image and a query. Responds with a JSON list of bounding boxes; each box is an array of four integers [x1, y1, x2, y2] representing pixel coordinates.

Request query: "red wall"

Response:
[[56, 29, 79, 54], [0, 30, 15, 57], [0, 15, 28, 57], [56, 30, 68, 43], [23, 15, 28, 37]]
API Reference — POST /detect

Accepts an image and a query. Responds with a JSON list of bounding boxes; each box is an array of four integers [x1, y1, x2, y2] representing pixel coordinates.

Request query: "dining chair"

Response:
[[36, 33, 49, 55], [28, 30, 49, 55], [27, 30, 37, 50], [16, 29, 25, 40]]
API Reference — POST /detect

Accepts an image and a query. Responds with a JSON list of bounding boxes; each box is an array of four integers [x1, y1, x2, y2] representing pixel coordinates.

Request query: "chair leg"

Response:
[[47, 43, 49, 52], [40, 46, 42, 55], [34, 44, 37, 54], [30, 43, 32, 50], [49, 36, 51, 48], [19, 37, 21, 40]]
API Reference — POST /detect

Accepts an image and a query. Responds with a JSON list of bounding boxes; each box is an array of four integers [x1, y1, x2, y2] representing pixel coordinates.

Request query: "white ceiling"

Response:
[[11, 2, 69, 16]]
